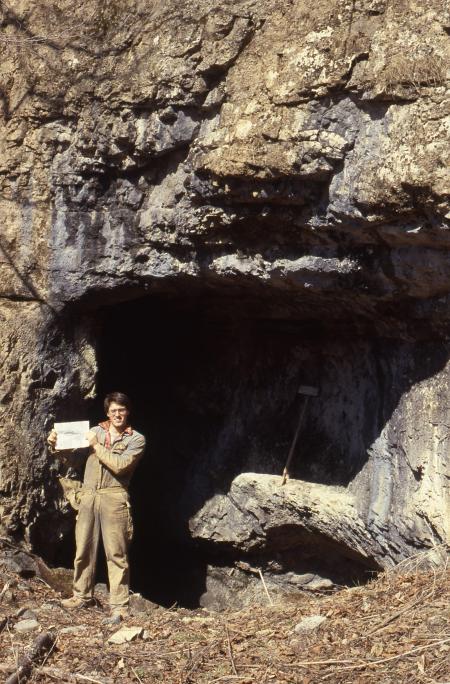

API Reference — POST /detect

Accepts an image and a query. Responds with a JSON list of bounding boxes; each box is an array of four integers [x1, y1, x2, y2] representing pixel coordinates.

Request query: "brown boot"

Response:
[[61, 596, 94, 610]]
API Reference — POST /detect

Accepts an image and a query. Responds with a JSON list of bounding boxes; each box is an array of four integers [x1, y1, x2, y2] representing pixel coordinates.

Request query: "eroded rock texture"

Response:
[[0, 0, 449, 599]]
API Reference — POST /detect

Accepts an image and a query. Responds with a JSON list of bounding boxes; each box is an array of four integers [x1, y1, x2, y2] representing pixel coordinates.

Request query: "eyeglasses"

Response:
[[109, 409, 127, 414]]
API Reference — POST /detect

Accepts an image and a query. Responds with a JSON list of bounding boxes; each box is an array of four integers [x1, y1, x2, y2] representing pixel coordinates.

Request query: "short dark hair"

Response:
[[104, 392, 132, 414]]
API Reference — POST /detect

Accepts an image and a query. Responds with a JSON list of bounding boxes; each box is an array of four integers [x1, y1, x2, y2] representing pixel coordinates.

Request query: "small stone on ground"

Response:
[[14, 618, 39, 633], [60, 624, 88, 634], [294, 615, 327, 632], [108, 626, 143, 644], [102, 614, 122, 626]]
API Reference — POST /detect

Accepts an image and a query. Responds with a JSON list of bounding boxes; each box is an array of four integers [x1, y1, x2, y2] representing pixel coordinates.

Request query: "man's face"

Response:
[[107, 402, 130, 431]]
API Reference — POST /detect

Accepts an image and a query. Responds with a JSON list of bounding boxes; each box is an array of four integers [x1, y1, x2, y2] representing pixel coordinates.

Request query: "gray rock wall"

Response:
[[0, 0, 449, 591]]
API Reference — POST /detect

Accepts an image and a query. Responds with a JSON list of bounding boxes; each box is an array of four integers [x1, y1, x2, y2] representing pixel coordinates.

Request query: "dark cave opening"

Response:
[[81, 293, 376, 607], [48, 289, 449, 608]]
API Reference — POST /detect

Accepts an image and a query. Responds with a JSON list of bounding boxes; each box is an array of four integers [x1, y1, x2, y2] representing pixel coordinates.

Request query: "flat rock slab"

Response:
[[190, 473, 385, 565], [294, 615, 327, 633], [108, 626, 143, 644], [60, 625, 88, 635], [14, 618, 39, 633]]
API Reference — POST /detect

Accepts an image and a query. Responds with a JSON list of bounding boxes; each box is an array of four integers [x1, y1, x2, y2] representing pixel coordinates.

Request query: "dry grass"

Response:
[[381, 53, 447, 95], [0, 547, 449, 683]]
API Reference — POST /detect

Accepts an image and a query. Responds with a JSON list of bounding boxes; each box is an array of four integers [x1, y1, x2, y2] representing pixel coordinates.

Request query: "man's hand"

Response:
[[86, 430, 98, 447], [47, 430, 57, 451]]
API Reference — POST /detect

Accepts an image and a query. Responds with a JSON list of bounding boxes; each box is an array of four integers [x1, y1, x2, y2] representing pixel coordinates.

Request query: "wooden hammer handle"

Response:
[[281, 396, 309, 485]]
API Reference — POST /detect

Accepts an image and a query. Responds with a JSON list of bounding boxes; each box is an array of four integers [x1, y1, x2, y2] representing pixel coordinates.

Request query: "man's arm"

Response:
[[88, 432, 145, 476]]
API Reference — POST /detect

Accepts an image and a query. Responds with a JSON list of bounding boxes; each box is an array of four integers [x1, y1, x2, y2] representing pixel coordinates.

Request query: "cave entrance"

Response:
[[89, 292, 344, 607], [84, 289, 393, 608]]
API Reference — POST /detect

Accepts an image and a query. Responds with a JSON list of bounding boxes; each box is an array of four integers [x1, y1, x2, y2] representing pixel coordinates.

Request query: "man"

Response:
[[48, 392, 145, 620]]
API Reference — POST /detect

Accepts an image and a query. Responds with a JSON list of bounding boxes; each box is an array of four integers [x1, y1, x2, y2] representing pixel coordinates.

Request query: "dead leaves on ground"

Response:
[[0, 554, 449, 683]]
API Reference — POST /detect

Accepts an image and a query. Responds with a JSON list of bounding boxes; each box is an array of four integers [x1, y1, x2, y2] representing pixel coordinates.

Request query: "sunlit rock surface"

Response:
[[0, 0, 448, 589]]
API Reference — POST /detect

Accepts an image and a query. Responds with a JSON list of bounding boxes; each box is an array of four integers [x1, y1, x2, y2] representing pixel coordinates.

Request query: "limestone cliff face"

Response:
[[0, 0, 449, 586]]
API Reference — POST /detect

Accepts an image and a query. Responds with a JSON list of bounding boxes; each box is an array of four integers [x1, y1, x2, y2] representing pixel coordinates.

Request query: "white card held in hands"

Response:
[[54, 421, 90, 450]]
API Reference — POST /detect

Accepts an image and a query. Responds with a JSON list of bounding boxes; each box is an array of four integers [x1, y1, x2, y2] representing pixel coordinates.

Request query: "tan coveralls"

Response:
[[72, 421, 145, 609]]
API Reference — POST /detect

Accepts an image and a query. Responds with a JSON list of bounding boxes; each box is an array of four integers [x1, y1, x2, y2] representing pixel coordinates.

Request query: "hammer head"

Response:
[[297, 384, 319, 397]]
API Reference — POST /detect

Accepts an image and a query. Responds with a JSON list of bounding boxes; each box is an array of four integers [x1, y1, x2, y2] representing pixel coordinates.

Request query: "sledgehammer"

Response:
[[281, 384, 319, 486]]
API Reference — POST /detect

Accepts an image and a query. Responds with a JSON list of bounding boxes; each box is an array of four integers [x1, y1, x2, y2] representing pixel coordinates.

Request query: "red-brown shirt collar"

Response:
[[99, 420, 133, 435]]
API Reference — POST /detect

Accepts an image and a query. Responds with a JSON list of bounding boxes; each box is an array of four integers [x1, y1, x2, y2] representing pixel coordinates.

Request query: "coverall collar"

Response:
[[99, 421, 133, 449], [99, 420, 133, 435]]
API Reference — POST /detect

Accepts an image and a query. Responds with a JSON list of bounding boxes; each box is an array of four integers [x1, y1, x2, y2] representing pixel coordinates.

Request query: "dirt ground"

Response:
[[1, 545, 449, 684]]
